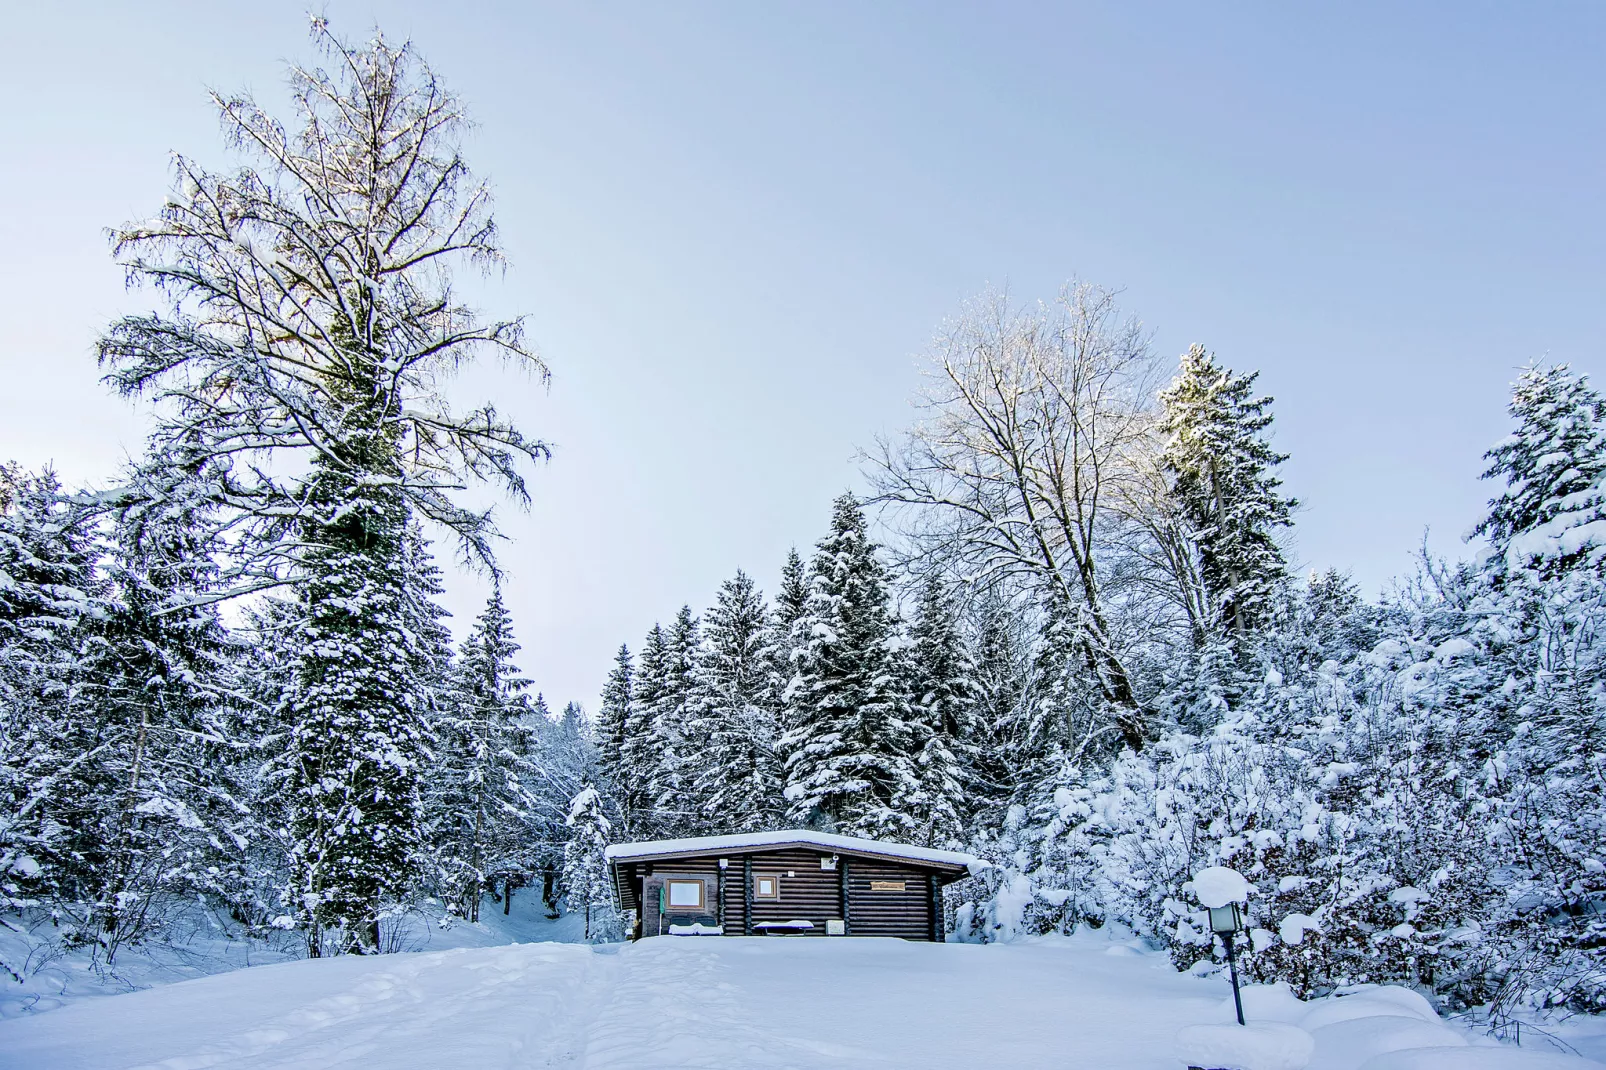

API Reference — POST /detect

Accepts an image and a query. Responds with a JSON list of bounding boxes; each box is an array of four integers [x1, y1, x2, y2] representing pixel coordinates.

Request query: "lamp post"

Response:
[[1208, 901, 1246, 1026]]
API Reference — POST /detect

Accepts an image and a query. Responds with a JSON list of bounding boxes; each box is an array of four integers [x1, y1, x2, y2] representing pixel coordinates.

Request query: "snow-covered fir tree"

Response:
[[561, 787, 615, 941], [75, 466, 242, 962], [279, 490, 442, 953], [780, 494, 923, 838], [0, 466, 103, 919], [1159, 344, 1296, 637], [648, 607, 701, 836], [427, 590, 540, 922], [622, 625, 668, 837], [773, 547, 809, 679], [595, 645, 634, 813], [904, 575, 976, 846], [1473, 363, 1606, 579], [691, 570, 784, 833]]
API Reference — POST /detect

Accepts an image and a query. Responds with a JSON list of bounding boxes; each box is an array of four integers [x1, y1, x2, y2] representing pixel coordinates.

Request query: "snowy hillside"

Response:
[[3, 931, 1602, 1070]]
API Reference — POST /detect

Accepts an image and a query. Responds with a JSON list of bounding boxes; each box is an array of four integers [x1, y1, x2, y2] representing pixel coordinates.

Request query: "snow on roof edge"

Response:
[[604, 829, 985, 874]]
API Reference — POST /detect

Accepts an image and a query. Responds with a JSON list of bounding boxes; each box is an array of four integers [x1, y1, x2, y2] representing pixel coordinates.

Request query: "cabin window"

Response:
[[665, 879, 705, 910], [754, 874, 781, 899]]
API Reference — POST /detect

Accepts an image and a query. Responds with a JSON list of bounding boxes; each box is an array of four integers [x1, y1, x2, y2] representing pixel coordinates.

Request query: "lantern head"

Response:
[[1208, 902, 1244, 935]]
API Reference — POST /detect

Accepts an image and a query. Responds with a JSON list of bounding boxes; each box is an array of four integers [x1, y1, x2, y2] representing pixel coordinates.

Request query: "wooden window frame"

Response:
[[664, 878, 706, 911], [753, 873, 781, 900]]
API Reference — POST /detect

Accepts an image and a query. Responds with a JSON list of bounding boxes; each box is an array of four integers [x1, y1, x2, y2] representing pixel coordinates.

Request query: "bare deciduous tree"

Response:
[[866, 283, 1162, 750]]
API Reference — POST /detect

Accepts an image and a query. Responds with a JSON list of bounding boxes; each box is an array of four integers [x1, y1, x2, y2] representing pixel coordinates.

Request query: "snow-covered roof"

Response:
[[604, 830, 984, 874]]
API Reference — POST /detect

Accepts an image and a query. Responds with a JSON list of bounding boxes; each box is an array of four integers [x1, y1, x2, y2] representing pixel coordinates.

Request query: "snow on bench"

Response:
[[752, 920, 816, 934]]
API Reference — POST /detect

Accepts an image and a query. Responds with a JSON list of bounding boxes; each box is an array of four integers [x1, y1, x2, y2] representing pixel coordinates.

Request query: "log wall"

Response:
[[616, 845, 961, 942]]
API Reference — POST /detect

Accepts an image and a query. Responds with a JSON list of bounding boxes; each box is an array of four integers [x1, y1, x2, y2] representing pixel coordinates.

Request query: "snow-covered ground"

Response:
[[0, 892, 584, 1019], [4, 925, 1605, 1070]]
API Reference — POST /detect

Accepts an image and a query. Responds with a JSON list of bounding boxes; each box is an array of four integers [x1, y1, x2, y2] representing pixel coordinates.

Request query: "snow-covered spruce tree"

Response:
[[776, 549, 809, 635], [594, 644, 634, 820], [280, 508, 454, 954], [1473, 364, 1606, 580], [96, 24, 546, 955], [526, 701, 599, 916], [622, 625, 667, 838], [691, 570, 784, 833], [562, 787, 616, 940], [649, 607, 702, 837], [773, 548, 808, 680], [0, 466, 104, 924], [1159, 344, 1296, 638], [905, 575, 976, 845], [781, 494, 923, 838], [428, 590, 539, 922], [73, 458, 248, 963], [964, 588, 1031, 818]]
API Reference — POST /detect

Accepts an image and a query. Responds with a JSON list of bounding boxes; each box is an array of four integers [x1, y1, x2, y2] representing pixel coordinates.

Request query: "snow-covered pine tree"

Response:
[[76, 456, 244, 962], [780, 494, 923, 839], [774, 548, 808, 667], [509, 698, 597, 919], [594, 644, 634, 819], [1473, 364, 1606, 579], [965, 588, 1030, 816], [692, 570, 783, 833], [429, 589, 539, 922], [905, 575, 975, 846], [94, 24, 547, 955], [1159, 345, 1296, 638], [649, 607, 702, 836], [280, 500, 447, 953], [769, 548, 810, 781], [561, 787, 616, 941], [0, 465, 103, 920], [622, 625, 667, 837]]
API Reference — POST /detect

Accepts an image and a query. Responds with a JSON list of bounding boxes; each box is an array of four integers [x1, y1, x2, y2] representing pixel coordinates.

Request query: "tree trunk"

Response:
[[543, 863, 559, 919]]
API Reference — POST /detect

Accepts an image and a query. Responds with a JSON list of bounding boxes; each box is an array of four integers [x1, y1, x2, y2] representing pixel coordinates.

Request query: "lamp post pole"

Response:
[[1223, 928, 1245, 1026]]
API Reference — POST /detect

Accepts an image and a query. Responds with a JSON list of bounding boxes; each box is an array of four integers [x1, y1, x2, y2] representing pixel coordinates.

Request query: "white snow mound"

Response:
[[1300, 996, 1437, 1031], [1336, 986, 1438, 1023], [1358, 1047, 1606, 1070], [1194, 865, 1252, 907], [1176, 1022, 1314, 1070], [1306, 1016, 1465, 1070]]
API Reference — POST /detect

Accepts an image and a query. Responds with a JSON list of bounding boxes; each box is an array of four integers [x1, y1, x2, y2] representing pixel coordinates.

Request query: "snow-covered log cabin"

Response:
[[605, 831, 982, 941]]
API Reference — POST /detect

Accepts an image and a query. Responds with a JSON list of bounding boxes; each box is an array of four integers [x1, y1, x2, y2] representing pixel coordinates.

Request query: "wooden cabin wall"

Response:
[[617, 848, 957, 941], [632, 857, 725, 937], [728, 848, 843, 935], [845, 857, 940, 941]]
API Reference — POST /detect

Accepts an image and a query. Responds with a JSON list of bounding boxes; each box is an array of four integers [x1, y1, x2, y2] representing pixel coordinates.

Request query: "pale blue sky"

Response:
[[3, 3, 1602, 709]]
